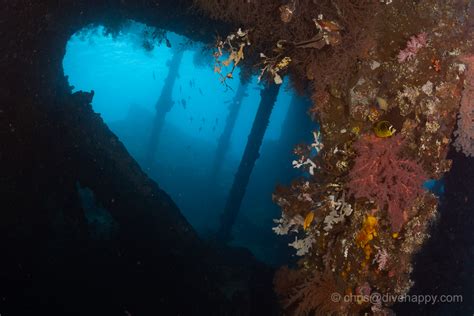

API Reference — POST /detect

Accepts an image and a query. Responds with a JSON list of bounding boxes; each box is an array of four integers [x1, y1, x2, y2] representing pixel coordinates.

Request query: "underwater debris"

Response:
[[312, 15, 343, 48], [258, 53, 291, 84], [278, 15, 344, 51], [213, 28, 250, 88], [257, 13, 344, 85]]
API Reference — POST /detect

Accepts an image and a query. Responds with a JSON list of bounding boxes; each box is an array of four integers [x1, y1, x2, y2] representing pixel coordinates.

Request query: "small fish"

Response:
[[303, 211, 315, 230], [165, 38, 171, 48], [189, 117, 193, 123], [374, 121, 396, 138], [375, 97, 388, 111], [199, 88, 203, 95], [198, 126, 202, 132], [152, 71, 156, 80], [201, 118, 206, 123], [181, 99, 187, 109]]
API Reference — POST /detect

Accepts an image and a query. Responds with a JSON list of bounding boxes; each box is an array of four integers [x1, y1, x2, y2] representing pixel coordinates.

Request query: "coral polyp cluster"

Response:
[[355, 215, 378, 262]]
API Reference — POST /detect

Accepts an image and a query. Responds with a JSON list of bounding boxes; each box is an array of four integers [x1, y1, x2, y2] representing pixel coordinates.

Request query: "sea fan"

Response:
[[275, 268, 349, 316]]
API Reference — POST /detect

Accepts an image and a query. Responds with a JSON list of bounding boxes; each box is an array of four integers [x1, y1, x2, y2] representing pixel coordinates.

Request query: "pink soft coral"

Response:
[[397, 32, 428, 63], [347, 134, 428, 232], [373, 248, 389, 271], [453, 55, 474, 156]]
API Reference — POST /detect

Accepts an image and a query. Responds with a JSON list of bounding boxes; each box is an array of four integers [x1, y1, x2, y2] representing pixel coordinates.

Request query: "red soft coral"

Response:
[[347, 134, 428, 232]]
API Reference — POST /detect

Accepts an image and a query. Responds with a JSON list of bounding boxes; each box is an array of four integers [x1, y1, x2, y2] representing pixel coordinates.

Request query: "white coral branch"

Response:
[[288, 234, 315, 256], [323, 192, 353, 232], [272, 213, 304, 235], [292, 157, 318, 175]]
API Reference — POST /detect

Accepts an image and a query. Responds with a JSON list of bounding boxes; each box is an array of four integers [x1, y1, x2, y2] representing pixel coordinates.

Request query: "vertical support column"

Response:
[[217, 83, 281, 242], [144, 50, 184, 168], [210, 81, 248, 180]]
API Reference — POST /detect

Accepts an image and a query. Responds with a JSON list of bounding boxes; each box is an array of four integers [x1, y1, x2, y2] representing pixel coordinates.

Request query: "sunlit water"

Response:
[[63, 21, 312, 264]]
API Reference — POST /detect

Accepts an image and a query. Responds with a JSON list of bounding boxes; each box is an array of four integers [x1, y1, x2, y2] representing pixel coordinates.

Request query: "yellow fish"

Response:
[[375, 97, 389, 111], [303, 211, 315, 230], [374, 121, 396, 138]]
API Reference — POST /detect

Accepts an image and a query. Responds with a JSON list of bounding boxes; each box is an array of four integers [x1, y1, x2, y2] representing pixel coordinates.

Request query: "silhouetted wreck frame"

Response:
[[0, 1, 277, 315]]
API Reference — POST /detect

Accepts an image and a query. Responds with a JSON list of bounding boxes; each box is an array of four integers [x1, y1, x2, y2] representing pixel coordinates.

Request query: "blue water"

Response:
[[63, 21, 313, 264], [423, 178, 445, 196]]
